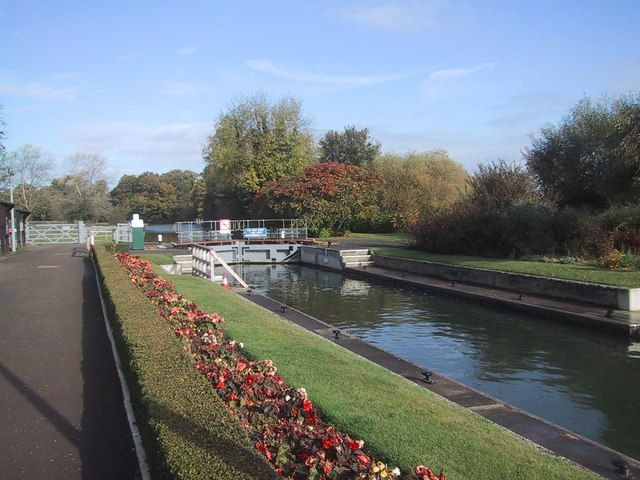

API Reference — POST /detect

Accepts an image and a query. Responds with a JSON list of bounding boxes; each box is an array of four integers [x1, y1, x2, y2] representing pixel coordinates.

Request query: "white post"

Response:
[[209, 250, 215, 281], [78, 220, 86, 244]]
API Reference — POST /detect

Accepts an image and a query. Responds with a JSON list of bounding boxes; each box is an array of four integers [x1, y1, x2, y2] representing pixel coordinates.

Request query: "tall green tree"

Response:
[[202, 94, 316, 218], [525, 94, 640, 209], [319, 125, 381, 166]]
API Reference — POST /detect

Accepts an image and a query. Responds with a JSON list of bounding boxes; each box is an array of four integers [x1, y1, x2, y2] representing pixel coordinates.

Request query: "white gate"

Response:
[[114, 223, 132, 243], [26, 221, 86, 245]]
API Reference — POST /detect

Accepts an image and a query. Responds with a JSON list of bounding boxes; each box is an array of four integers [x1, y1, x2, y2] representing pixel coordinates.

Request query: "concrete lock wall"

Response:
[[372, 255, 640, 311], [208, 243, 301, 264], [300, 246, 343, 271]]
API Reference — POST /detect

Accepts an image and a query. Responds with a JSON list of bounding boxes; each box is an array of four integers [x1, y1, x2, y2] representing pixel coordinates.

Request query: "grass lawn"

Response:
[[374, 246, 640, 288], [345, 232, 410, 243], [142, 252, 175, 266], [150, 264, 596, 480]]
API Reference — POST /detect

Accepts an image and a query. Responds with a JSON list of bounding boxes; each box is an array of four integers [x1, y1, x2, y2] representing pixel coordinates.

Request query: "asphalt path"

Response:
[[0, 244, 138, 479]]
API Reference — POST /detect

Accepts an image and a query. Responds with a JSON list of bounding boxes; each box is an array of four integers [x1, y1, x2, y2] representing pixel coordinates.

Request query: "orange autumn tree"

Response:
[[258, 162, 382, 236]]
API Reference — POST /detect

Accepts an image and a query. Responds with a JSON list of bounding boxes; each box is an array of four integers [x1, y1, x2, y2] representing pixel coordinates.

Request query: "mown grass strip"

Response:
[[154, 265, 597, 480], [374, 246, 640, 288], [94, 246, 276, 480]]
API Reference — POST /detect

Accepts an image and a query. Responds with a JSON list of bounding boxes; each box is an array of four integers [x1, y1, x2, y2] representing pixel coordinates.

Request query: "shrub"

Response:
[[601, 250, 640, 270], [259, 162, 383, 236]]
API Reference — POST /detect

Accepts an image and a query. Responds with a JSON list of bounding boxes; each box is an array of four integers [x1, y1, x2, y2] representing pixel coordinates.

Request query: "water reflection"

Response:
[[238, 263, 640, 460]]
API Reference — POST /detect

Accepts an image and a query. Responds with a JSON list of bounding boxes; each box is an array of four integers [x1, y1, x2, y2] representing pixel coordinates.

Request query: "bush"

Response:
[[94, 245, 276, 479], [407, 157, 640, 259], [601, 250, 640, 270]]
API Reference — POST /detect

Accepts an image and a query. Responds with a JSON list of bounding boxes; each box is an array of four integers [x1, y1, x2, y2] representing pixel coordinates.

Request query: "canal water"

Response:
[[237, 263, 640, 460]]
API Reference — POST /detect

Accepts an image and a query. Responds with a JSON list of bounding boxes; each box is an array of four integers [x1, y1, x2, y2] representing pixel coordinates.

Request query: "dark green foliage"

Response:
[[94, 246, 276, 480], [409, 160, 615, 258], [525, 94, 640, 209], [110, 170, 198, 223], [319, 125, 381, 166]]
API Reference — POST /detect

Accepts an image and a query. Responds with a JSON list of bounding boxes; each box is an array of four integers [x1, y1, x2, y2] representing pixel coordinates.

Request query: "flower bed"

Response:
[[116, 252, 444, 480]]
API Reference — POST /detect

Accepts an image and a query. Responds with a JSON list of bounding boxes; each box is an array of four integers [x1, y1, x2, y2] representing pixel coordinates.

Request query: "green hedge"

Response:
[[94, 245, 276, 480]]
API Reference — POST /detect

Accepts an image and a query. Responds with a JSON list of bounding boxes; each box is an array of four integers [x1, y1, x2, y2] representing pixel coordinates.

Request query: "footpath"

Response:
[[0, 245, 138, 479]]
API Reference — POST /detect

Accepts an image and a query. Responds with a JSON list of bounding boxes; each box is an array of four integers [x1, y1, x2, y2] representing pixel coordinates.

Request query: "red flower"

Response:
[[357, 454, 370, 466], [348, 440, 364, 451], [302, 399, 313, 412]]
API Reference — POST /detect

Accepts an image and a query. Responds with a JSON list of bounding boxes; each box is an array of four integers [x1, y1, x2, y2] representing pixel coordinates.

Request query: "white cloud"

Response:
[[64, 122, 211, 174], [0, 81, 78, 100], [245, 59, 406, 90], [7, 103, 47, 112], [160, 80, 216, 96], [175, 46, 198, 55], [430, 62, 496, 80], [50, 72, 83, 81], [334, 1, 443, 33]]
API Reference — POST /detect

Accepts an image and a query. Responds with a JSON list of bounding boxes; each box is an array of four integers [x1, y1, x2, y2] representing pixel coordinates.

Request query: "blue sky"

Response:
[[1, 0, 639, 181]]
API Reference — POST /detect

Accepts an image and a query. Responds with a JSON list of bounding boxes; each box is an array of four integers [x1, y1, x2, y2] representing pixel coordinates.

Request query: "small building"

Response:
[[0, 202, 15, 255], [15, 209, 31, 248]]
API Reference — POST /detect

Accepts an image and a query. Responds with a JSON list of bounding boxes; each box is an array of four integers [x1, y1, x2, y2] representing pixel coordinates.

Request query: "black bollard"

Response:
[[611, 459, 630, 478], [421, 371, 436, 384]]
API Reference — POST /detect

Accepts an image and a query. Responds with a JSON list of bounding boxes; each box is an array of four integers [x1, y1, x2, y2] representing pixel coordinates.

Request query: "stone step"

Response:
[[173, 254, 192, 262], [343, 261, 374, 268], [340, 255, 372, 263], [339, 249, 370, 256]]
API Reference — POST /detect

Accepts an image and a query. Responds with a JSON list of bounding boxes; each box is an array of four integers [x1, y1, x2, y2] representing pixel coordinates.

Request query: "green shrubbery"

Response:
[[409, 160, 640, 260], [94, 245, 276, 480]]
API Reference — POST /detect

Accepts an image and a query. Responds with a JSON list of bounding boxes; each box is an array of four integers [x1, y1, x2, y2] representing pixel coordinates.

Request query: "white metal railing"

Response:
[[87, 225, 115, 240], [174, 218, 308, 244], [191, 244, 248, 288], [114, 223, 132, 243]]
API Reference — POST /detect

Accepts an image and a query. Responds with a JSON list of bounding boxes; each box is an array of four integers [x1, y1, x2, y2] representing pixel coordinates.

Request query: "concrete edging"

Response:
[[373, 254, 640, 311]]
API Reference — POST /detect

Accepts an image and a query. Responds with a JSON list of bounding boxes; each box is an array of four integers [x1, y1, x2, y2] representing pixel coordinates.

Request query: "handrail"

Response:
[[209, 250, 248, 289], [191, 244, 248, 288], [173, 218, 308, 244]]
